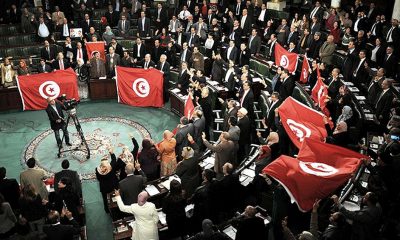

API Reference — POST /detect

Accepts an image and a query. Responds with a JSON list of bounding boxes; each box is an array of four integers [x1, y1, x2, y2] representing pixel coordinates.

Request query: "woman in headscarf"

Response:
[[95, 149, 119, 213], [336, 105, 354, 127], [0, 57, 16, 88], [324, 116, 350, 148], [102, 26, 115, 45], [156, 130, 177, 177], [138, 139, 159, 181]]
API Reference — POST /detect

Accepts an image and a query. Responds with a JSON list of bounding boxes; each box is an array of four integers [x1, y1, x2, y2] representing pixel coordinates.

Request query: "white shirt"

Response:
[[258, 9, 266, 21], [227, 46, 233, 59], [179, 10, 190, 20], [387, 27, 395, 42], [137, 44, 141, 57], [240, 15, 247, 29], [171, 20, 176, 32], [354, 18, 361, 32], [240, 89, 249, 107], [205, 39, 214, 49], [225, 68, 234, 82], [353, 58, 365, 76], [371, 45, 380, 62], [141, 18, 145, 30], [63, 24, 69, 37], [310, 7, 319, 19], [38, 23, 50, 37]]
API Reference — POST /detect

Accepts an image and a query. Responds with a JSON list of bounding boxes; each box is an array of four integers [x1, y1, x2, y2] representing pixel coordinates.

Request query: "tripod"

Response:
[[57, 109, 90, 159]]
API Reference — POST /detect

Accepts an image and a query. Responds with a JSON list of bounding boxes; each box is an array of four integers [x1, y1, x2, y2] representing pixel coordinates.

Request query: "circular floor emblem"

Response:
[[132, 78, 150, 97], [286, 119, 311, 142], [280, 55, 289, 68], [299, 161, 339, 177], [39, 81, 60, 99]]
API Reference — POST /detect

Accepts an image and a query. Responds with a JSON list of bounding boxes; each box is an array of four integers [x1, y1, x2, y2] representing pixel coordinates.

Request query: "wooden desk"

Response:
[[113, 217, 134, 240], [169, 90, 185, 116], [0, 87, 23, 111], [89, 78, 117, 100]]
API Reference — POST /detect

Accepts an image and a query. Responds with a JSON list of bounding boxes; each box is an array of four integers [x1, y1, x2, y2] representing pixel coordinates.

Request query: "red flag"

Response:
[[184, 95, 195, 119], [274, 43, 298, 73], [85, 41, 106, 60], [116, 66, 164, 107], [278, 97, 327, 148], [311, 66, 330, 116], [263, 138, 366, 212], [299, 56, 310, 83], [16, 69, 79, 110]]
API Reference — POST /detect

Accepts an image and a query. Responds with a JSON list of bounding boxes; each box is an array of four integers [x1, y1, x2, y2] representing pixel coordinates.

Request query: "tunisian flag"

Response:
[[85, 41, 106, 60], [16, 69, 79, 111], [184, 95, 195, 119], [299, 55, 311, 83], [274, 43, 298, 73], [311, 66, 330, 116], [263, 138, 366, 212], [278, 97, 327, 148], [116, 66, 164, 107]]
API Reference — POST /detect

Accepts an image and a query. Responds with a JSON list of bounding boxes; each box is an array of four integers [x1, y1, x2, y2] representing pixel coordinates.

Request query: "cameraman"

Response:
[[45, 97, 71, 148]]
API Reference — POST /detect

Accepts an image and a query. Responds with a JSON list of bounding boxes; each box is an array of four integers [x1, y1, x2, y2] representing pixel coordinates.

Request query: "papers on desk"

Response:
[[365, 113, 375, 120], [160, 175, 181, 190], [355, 95, 366, 100], [216, 86, 229, 91], [343, 81, 354, 86], [253, 77, 262, 83], [145, 185, 160, 196], [170, 88, 180, 93], [223, 225, 237, 239], [242, 168, 255, 178], [349, 87, 359, 92], [239, 175, 253, 187], [199, 157, 215, 169], [99, 76, 107, 80], [207, 80, 219, 86], [158, 211, 167, 225], [343, 200, 361, 211], [117, 224, 129, 233]]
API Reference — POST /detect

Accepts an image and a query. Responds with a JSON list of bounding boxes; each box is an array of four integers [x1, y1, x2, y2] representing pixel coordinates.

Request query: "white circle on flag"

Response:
[[38, 81, 60, 99], [132, 78, 150, 98], [286, 119, 311, 142], [280, 55, 289, 68], [299, 161, 339, 176]]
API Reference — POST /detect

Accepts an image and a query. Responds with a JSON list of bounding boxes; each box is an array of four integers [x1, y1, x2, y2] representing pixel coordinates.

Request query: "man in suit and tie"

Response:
[[180, 42, 192, 66], [367, 15, 383, 42], [310, 16, 321, 35], [279, 69, 295, 100], [267, 34, 278, 61], [238, 43, 251, 67], [375, 79, 394, 127], [223, 60, 238, 94], [177, 61, 191, 92], [137, 11, 151, 37], [307, 32, 323, 60], [248, 29, 261, 56], [45, 97, 71, 149], [367, 67, 385, 105], [351, 50, 369, 87], [186, 27, 200, 48], [233, 0, 244, 19], [343, 40, 359, 82], [192, 110, 206, 145], [139, 54, 156, 69], [382, 45, 398, 79], [385, 19, 400, 45], [276, 19, 290, 45], [319, 35, 336, 66], [226, 40, 238, 62], [309, 1, 324, 22], [119, 163, 146, 205], [157, 54, 171, 102], [239, 81, 255, 120], [37, 59, 53, 73], [240, 9, 252, 36], [57, 18, 72, 39], [20, 158, 49, 200], [154, 3, 168, 32], [73, 42, 88, 63], [286, 26, 299, 48], [0, 167, 20, 210], [54, 160, 82, 197], [53, 52, 70, 70], [105, 4, 119, 27], [228, 20, 242, 47], [89, 51, 106, 78], [175, 116, 195, 162], [105, 46, 121, 77], [264, 92, 281, 131], [118, 15, 130, 37], [43, 209, 81, 239], [41, 40, 57, 64], [132, 38, 146, 62], [80, 14, 94, 37]]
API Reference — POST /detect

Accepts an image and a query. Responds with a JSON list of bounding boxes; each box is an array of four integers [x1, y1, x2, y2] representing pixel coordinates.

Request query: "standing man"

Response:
[[45, 97, 71, 149]]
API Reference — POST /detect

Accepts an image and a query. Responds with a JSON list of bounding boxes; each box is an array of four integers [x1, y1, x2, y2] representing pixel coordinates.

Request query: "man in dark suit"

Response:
[[286, 26, 299, 47], [57, 18, 72, 39], [105, 4, 119, 27], [41, 40, 57, 64], [228, 20, 242, 48], [326, 68, 343, 100], [154, 3, 168, 32], [137, 11, 151, 37], [248, 29, 261, 56], [0, 167, 20, 209], [233, 0, 244, 19], [239, 81, 255, 118], [175, 117, 195, 162], [89, 51, 106, 78], [265, 92, 281, 131], [157, 54, 171, 102], [375, 79, 394, 127], [43, 209, 81, 240], [226, 40, 238, 62], [310, 17, 321, 35], [132, 38, 146, 62], [186, 27, 200, 48], [238, 43, 251, 67], [351, 50, 369, 87], [138, 54, 156, 69], [46, 97, 71, 149], [179, 42, 192, 66], [343, 40, 359, 82], [367, 15, 383, 41], [353, 11, 369, 33], [53, 52, 70, 70], [117, 15, 130, 37], [54, 160, 82, 197], [307, 32, 323, 60], [382, 46, 397, 79], [234, 206, 267, 240], [177, 61, 191, 92], [237, 108, 251, 163], [240, 9, 252, 36], [367, 68, 385, 105], [267, 34, 278, 61], [152, 40, 165, 64], [79, 14, 94, 37], [105, 46, 121, 77], [73, 42, 88, 63], [192, 110, 206, 145], [309, 1, 324, 22], [276, 19, 289, 45], [37, 59, 53, 73], [119, 163, 146, 205], [279, 69, 295, 100]]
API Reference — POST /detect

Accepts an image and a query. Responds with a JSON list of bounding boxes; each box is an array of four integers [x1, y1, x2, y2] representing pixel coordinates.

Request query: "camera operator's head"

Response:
[[47, 97, 56, 106]]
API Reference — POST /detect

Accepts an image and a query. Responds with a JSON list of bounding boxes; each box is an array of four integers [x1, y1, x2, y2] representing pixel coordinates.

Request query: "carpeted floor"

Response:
[[0, 100, 179, 239]]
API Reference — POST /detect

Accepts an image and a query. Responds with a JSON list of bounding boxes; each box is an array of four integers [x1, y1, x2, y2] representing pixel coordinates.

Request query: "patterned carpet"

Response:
[[0, 100, 179, 239]]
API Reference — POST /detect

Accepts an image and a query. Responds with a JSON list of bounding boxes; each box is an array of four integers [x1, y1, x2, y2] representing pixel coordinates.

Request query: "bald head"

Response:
[[125, 163, 135, 175], [137, 191, 149, 206]]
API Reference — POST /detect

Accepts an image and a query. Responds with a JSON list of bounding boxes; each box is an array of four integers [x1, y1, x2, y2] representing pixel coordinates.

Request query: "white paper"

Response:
[[160, 175, 181, 190], [171, 88, 181, 93], [185, 204, 194, 213], [145, 185, 160, 196], [242, 168, 255, 178], [223, 225, 237, 239], [204, 157, 215, 165], [252, 77, 262, 83], [239, 175, 248, 182], [158, 211, 167, 225], [241, 177, 253, 186], [349, 87, 359, 92], [204, 164, 214, 169], [343, 81, 354, 86], [355, 96, 366, 100]]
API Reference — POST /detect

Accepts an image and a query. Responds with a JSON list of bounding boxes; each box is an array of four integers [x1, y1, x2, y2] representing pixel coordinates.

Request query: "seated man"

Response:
[[43, 209, 81, 240]]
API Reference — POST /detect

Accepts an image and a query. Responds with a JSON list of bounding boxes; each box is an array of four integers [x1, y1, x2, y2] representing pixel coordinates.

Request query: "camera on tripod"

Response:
[[57, 94, 79, 111]]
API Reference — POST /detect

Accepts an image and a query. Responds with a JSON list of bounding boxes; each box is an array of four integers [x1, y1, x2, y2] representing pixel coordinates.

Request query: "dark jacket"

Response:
[[118, 171, 146, 205], [46, 102, 66, 131], [175, 142, 200, 197]]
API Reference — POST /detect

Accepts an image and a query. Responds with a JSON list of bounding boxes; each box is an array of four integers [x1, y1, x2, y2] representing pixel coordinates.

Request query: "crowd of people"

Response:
[[1, 0, 400, 239]]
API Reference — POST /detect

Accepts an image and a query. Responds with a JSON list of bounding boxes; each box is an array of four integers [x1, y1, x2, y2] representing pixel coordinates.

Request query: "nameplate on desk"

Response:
[[145, 185, 160, 196], [160, 175, 181, 190]]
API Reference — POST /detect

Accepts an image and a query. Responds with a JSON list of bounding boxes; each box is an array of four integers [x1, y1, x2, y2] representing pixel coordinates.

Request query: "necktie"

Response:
[[371, 23, 377, 35], [288, 32, 293, 44], [161, 62, 164, 71], [122, 20, 125, 30], [387, 27, 394, 41], [60, 60, 64, 70], [236, 4, 240, 15], [78, 49, 82, 59], [96, 59, 100, 74], [145, 62, 148, 68]]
